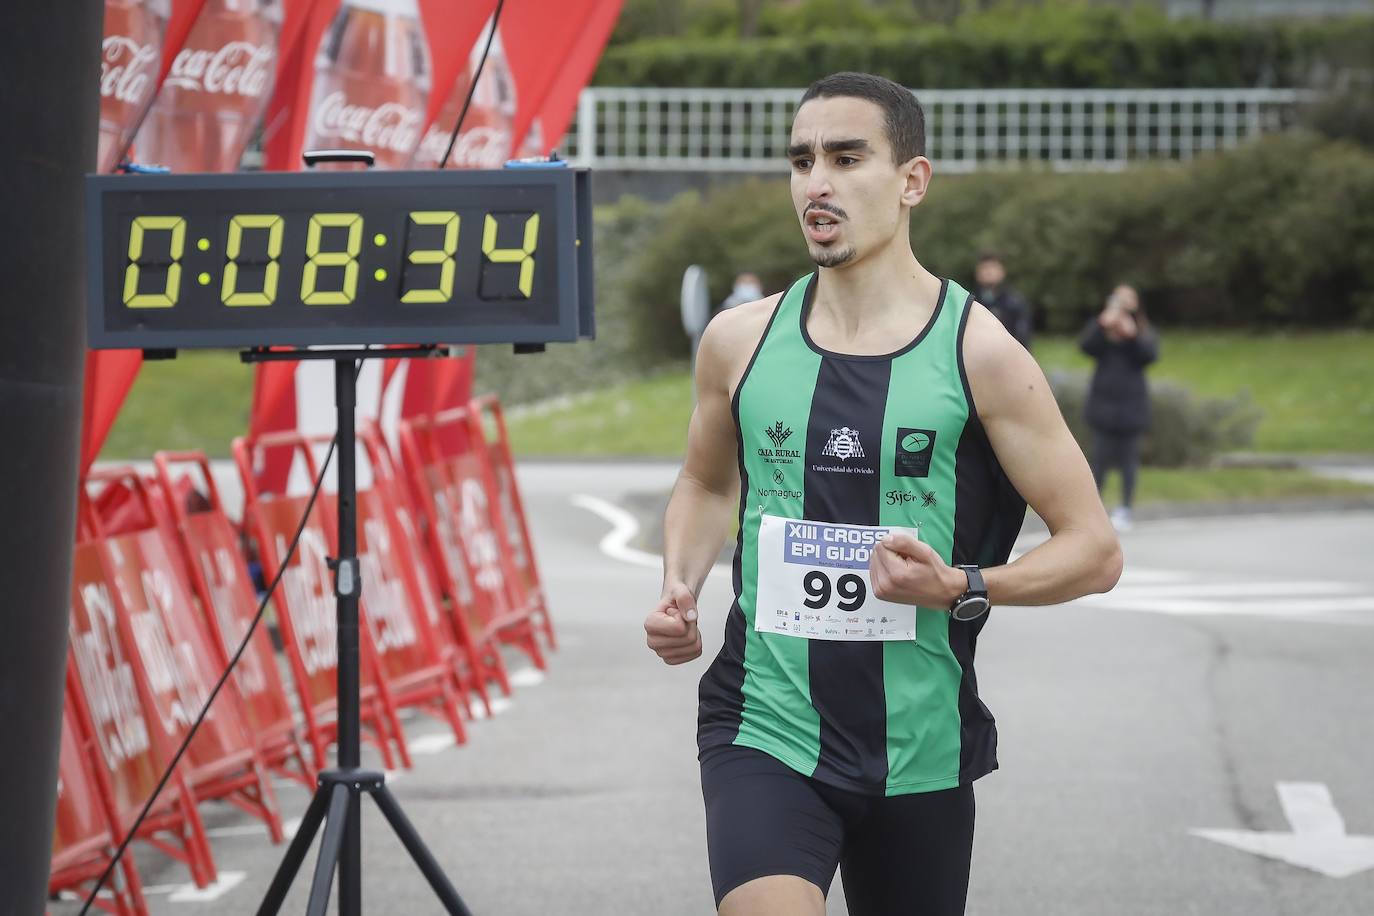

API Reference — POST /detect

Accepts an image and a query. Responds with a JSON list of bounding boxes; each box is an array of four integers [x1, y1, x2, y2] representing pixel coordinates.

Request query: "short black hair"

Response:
[[976, 251, 1003, 265], [798, 72, 926, 164]]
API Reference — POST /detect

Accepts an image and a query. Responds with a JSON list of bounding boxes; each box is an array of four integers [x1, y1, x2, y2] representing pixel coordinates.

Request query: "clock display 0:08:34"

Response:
[[120, 209, 541, 309]]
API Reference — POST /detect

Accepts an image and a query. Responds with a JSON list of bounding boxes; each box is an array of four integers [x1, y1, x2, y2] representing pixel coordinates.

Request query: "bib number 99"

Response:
[[803, 571, 867, 613]]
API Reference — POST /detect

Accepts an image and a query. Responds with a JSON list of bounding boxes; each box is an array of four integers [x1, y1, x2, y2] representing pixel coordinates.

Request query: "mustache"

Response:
[[804, 203, 848, 220]]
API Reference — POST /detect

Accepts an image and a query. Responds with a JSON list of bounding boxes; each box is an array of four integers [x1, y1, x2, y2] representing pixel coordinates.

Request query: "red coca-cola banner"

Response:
[[500, 0, 605, 156], [84, 0, 205, 474], [520, 0, 622, 155]]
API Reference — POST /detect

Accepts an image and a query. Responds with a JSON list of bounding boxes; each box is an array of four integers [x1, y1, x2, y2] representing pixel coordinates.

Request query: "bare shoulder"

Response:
[[696, 293, 783, 398], [960, 299, 1047, 421]]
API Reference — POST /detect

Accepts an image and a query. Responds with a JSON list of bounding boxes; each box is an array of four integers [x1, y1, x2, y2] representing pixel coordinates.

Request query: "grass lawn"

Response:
[[102, 331, 1373, 465], [1032, 330, 1374, 454], [102, 350, 252, 460], [1129, 467, 1374, 506]]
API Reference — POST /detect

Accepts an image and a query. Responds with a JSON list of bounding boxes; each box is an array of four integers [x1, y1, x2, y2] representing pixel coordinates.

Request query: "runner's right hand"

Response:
[[645, 582, 701, 665]]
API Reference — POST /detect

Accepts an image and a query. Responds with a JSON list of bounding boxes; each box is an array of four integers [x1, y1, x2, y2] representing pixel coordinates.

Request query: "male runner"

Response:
[[644, 72, 1123, 916]]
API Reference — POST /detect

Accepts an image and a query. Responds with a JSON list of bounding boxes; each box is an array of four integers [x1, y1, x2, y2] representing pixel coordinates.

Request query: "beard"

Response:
[[810, 244, 856, 269]]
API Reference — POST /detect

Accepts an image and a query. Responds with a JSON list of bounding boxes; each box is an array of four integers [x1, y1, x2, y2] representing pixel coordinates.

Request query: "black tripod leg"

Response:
[[371, 784, 474, 916], [340, 796, 361, 916], [305, 783, 352, 916], [257, 786, 331, 916]]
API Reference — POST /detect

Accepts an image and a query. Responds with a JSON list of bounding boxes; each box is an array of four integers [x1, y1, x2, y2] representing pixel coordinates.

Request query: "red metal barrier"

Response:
[[67, 543, 216, 888], [86, 469, 285, 845], [154, 451, 315, 789], [404, 407, 546, 671], [471, 395, 556, 650], [49, 686, 147, 915], [233, 435, 411, 771], [275, 428, 471, 747], [396, 419, 514, 702]]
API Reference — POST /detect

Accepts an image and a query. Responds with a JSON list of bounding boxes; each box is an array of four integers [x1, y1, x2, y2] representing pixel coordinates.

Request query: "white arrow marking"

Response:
[[1190, 782, 1374, 878], [571, 494, 662, 569], [168, 871, 247, 901]]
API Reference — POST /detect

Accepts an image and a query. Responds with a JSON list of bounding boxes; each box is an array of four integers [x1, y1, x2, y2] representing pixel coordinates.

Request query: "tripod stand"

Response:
[[245, 347, 472, 916]]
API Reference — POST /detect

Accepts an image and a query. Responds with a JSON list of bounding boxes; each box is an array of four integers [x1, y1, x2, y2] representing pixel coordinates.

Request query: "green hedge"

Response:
[[596, 8, 1374, 90], [1048, 371, 1261, 468], [611, 133, 1374, 361]]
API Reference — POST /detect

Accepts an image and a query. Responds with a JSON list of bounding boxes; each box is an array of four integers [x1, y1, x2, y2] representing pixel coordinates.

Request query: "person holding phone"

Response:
[[1079, 284, 1159, 531]]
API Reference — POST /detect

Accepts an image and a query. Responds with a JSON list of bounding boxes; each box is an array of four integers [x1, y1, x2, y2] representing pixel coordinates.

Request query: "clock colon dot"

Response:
[[198, 272, 211, 286]]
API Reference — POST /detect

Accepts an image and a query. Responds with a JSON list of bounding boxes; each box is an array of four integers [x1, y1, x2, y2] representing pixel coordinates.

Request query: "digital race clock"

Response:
[[85, 168, 593, 349]]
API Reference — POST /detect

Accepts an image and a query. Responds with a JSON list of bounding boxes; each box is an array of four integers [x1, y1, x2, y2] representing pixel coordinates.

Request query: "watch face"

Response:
[[951, 596, 991, 622]]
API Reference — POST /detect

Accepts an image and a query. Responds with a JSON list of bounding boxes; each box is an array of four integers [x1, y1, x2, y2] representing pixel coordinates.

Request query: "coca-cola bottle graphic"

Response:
[[134, 0, 283, 173], [409, 20, 516, 169], [515, 115, 546, 160], [303, 0, 432, 170], [98, 0, 170, 172]]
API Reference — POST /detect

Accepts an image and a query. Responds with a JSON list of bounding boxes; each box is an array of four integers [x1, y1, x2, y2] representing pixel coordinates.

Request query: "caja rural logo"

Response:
[[758, 420, 801, 465]]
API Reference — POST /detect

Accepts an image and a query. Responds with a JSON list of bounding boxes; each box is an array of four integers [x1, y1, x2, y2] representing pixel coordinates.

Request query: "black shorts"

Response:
[[700, 744, 975, 914]]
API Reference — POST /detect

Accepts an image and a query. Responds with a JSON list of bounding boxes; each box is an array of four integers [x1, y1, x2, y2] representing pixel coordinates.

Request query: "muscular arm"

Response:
[[966, 305, 1122, 605], [647, 298, 775, 665], [662, 319, 744, 596]]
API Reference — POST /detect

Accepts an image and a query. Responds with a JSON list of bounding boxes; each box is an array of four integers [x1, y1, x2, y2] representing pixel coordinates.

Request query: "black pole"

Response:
[[333, 357, 363, 914], [0, 5, 103, 909]]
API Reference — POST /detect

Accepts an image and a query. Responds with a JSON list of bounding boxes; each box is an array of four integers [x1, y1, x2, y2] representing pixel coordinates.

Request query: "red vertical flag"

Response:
[[83, 0, 207, 473]]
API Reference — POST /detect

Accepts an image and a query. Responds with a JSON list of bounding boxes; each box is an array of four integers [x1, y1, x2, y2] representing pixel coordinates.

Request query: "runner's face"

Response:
[[788, 97, 917, 269]]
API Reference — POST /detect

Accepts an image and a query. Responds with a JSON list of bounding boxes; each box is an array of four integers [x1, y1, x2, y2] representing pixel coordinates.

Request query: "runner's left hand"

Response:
[[870, 532, 962, 608]]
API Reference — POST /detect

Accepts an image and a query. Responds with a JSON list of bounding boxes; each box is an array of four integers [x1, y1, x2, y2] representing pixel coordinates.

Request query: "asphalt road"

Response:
[[60, 461, 1374, 915]]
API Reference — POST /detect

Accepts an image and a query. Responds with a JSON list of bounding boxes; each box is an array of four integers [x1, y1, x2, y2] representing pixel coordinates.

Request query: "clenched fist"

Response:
[[645, 581, 702, 665], [870, 532, 964, 609]]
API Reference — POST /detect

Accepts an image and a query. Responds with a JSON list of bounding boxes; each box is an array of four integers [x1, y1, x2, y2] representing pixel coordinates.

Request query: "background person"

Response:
[[718, 271, 763, 311], [973, 252, 1033, 350], [1079, 284, 1159, 531]]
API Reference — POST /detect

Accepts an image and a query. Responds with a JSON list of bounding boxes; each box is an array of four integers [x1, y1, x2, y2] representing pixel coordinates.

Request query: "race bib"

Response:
[[754, 514, 919, 642]]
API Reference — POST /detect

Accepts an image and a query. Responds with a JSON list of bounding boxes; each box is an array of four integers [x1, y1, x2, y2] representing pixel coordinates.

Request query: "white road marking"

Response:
[[570, 494, 662, 569], [1190, 783, 1374, 878], [409, 733, 457, 755], [1066, 569, 1374, 622], [471, 697, 514, 720], [1084, 581, 1360, 600], [167, 871, 247, 902], [509, 666, 546, 688]]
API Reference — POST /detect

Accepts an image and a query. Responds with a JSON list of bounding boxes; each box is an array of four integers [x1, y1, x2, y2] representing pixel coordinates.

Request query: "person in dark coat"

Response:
[[1079, 284, 1158, 531], [975, 253, 1033, 350]]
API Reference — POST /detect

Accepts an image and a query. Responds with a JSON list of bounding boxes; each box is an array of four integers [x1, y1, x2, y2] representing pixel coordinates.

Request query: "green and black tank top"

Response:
[[697, 273, 1027, 796]]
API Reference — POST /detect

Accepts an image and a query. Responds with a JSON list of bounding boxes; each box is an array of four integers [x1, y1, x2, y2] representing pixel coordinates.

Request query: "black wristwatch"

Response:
[[949, 565, 990, 621]]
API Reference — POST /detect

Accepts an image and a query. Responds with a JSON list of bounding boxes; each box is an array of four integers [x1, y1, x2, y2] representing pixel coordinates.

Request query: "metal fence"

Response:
[[565, 87, 1313, 173]]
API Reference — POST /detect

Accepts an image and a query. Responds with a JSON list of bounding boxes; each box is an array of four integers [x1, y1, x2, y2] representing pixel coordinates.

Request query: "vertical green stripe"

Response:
[[734, 279, 823, 772], [879, 283, 971, 794]]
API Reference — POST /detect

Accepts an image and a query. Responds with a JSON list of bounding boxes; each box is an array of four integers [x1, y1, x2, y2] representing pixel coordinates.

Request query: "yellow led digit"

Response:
[[301, 213, 363, 305], [222, 214, 284, 307], [401, 211, 460, 304], [122, 216, 186, 308], [482, 213, 540, 298]]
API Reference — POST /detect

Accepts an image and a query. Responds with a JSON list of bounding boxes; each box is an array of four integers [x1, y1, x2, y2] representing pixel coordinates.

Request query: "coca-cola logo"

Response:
[[312, 91, 423, 155], [101, 36, 159, 104], [416, 123, 511, 169], [165, 41, 275, 98]]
